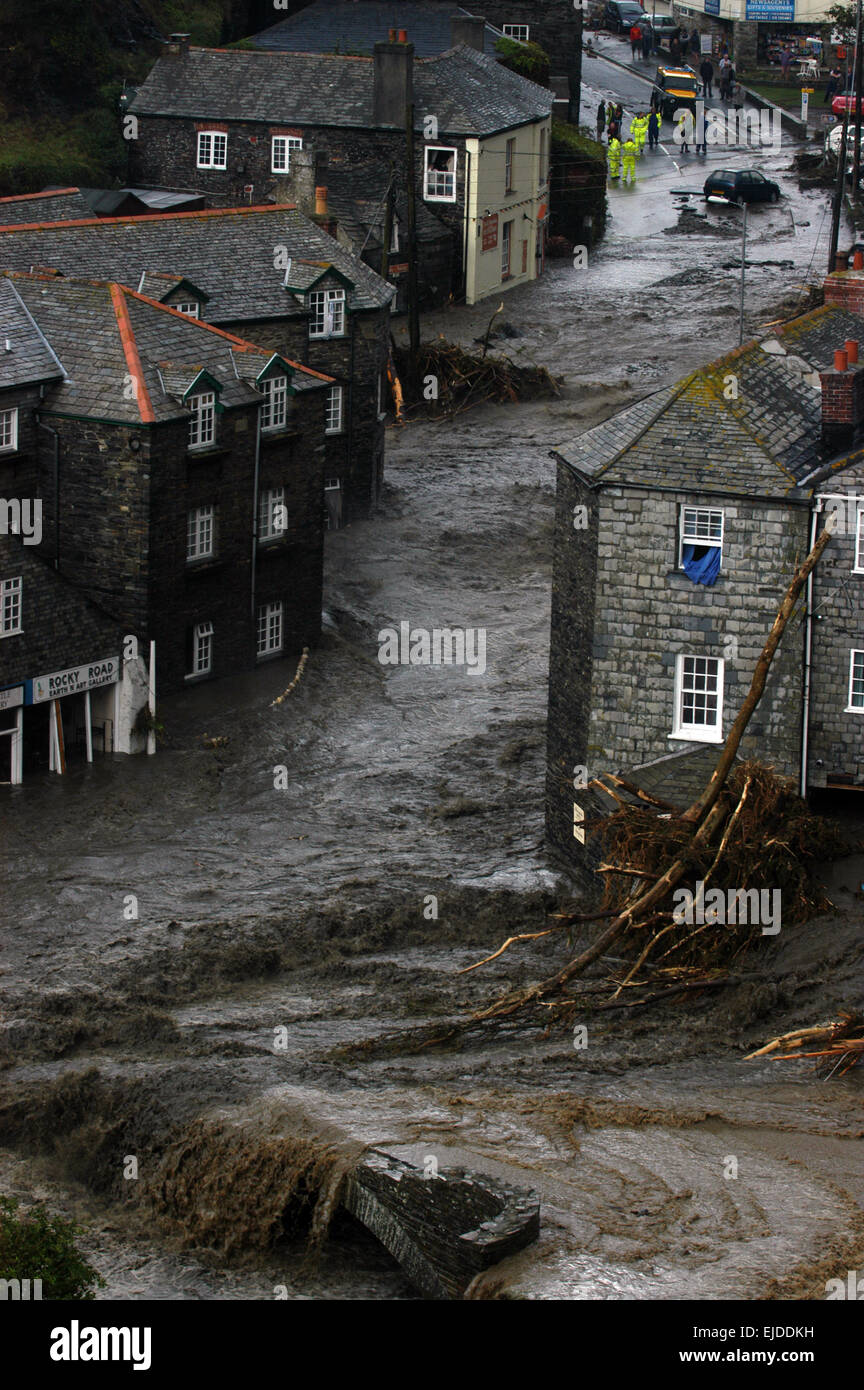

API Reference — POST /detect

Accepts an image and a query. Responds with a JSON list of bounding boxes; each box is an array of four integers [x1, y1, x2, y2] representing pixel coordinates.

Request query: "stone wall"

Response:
[[546, 463, 810, 869], [809, 473, 864, 788]]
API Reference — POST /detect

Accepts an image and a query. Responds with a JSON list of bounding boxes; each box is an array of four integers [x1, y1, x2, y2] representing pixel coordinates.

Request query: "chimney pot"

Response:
[[846, 339, 860, 363], [855, 250, 864, 269], [389, 28, 396, 41], [835, 348, 849, 372], [315, 185, 328, 216], [398, 29, 408, 42]]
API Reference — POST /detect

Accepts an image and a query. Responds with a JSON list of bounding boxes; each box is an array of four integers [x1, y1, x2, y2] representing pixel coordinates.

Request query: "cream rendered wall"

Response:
[[464, 118, 550, 306]]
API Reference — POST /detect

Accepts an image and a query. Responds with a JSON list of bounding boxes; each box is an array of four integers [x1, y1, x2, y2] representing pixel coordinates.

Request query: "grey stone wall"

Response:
[[546, 464, 810, 872], [809, 473, 864, 788]]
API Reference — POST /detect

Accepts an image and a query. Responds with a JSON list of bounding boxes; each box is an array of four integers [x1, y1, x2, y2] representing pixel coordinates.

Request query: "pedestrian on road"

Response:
[[700, 56, 714, 99], [596, 100, 606, 139], [641, 23, 652, 61], [780, 45, 793, 83], [690, 28, 700, 62], [718, 55, 731, 100], [675, 108, 690, 153], [630, 22, 642, 60], [614, 102, 624, 128], [634, 112, 648, 154], [670, 35, 682, 63], [825, 66, 842, 102], [695, 107, 707, 154], [648, 108, 660, 148], [621, 135, 637, 183], [607, 136, 621, 180], [607, 116, 619, 141]]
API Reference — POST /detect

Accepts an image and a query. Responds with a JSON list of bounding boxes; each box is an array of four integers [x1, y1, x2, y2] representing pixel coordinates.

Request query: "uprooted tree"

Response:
[[461, 518, 851, 1027]]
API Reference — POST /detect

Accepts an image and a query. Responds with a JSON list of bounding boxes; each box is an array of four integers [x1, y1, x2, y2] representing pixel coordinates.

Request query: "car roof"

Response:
[[660, 66, 696, 78]]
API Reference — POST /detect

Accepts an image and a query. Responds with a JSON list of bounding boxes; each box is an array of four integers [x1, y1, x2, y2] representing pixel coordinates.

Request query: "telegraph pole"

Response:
[[404, 103, 420, 359], [567, 6, 584, 126], [854, 0, 863, 202]]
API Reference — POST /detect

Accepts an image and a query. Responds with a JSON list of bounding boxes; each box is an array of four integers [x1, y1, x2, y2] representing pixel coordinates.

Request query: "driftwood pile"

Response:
[[746, 1012, 864, 1078], [462, 522, 851, 1027], [392, 338, 560, 417]]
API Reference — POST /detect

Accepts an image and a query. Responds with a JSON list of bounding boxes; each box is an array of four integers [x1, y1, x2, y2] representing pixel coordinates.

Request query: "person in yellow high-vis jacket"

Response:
[[621, 135, 637, 183], [607, 136, 621, 181], [633, 113, 648, 155]]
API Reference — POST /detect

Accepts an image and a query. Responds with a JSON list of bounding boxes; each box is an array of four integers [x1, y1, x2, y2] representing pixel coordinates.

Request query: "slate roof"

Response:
[[0, 278, 65, 391], [252, 1, 503, 57], [3, 272, 331, 426], [129, 43, 552, 135], [0, 188, 94, 227], [325, 160, 451, 250], [0, 206, 394, 321], [553, 306, 864, 498]]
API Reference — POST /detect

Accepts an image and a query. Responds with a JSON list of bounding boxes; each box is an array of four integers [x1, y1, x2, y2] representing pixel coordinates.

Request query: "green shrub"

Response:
[[494, 37, 551, 87], [0, 1195, 106, 1300]]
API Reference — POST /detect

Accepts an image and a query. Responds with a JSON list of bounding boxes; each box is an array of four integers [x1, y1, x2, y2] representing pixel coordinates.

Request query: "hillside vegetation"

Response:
[[0, 0, 276, 194]]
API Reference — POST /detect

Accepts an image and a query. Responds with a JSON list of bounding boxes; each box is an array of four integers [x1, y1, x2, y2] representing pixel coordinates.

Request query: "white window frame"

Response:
[[854, 508, 864, 572], [0, 577, 22, 636], [502, 219, 512, 279], [672, 654, 724, 742], [197, 130, 226, 170], [186, 505, 215, 562], [187, 391, 215, 450], [325, 385, 344, 435], [197, 130, 227, 169], [188, 621, 214, 678], [505, 137, 516, 193], [539, 126, 547, 187], [174, 301, 199, 318], [258, 487, 286, 543], [678, 505, 724, 570], [503, 24, 530, 41], [0, 408, 18, 453], [847, 649, 864, 711], [271, 135, 303, 173], [257, 600, 284, 658], [259, 375, 288, 432], [424, 146, 457, 203], [308, 288, 346, 339]]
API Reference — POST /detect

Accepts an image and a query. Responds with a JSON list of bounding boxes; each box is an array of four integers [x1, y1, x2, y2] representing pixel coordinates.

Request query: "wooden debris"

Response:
[[392, 339, 560, 416], [746, 1012, 864, 1077], [271, 647, 309, 707]]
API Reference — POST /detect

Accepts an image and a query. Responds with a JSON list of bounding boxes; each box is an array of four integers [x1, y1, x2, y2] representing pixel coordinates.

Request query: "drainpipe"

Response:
[[462, 147, 472, 302], [800, 497, 823, 798], [349, 312, 356, 511], [36, 417, 60, 568], [251, 405, 261, 621]]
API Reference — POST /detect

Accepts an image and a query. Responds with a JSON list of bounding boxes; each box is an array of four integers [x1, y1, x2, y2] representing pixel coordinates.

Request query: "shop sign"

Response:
[[482, 214, 499, 251], [0, 685, 23, 713], [745, 0, 794, 19], [31, 656, 120, 705]]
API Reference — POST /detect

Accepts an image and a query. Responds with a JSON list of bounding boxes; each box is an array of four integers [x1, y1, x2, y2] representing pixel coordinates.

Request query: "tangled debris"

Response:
[[746, 1012, 864, 1078], [270, 647, 309, 708], [461, 522, 847, 1028], [392, 338, 560, 417]]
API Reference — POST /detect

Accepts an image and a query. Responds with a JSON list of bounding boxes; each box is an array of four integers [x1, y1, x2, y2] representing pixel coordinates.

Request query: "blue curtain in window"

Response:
[[681, 544, 721, 586]]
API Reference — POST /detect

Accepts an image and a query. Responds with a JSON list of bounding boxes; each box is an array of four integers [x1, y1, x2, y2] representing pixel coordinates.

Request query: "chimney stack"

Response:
[[450, 15, 487, 51], [820, 344, 864, 449], [163, 32, 191, 57], [824, 261, 864, 316], [315, 186, 328, 216], [372, 39, 414, 128]]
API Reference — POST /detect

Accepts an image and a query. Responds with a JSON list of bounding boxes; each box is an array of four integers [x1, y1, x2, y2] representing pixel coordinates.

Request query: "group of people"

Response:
[[599, 102, 661, 184], [668, 27, 701, 66], [629, 19, 654, 63]]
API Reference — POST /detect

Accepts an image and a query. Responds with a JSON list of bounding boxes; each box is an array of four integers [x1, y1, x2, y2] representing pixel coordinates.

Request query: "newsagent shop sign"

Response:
[[31, 657, 120, 704]]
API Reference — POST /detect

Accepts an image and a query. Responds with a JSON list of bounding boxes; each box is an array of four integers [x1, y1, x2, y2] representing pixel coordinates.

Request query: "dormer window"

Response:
[[197, 131, 227, 169], [174, 301, 200, 319], [308, 288, 346, 339], [259, 375, 288, 431], [187, 391, 215, 449]]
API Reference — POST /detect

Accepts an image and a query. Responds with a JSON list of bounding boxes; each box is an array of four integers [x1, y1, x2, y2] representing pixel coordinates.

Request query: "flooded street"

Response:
[[2, 53, 863, 1302]]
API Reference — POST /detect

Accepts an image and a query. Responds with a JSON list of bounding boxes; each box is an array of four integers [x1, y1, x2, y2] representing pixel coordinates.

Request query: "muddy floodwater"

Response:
[[2, 101, 863, 1300]]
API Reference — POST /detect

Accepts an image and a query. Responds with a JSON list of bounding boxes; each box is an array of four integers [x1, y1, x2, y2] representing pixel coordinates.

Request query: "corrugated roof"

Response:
[[0, 206, 394, 319], [130, 43, 552, 135], [554, 306, 864, 497]]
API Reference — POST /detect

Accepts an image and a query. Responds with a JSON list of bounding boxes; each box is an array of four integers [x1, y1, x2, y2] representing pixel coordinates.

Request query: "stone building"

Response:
[[546, 288, 864, 873], [126, 33, 553, 306], [0, 205, 393, 526], [0, 270, 332, 700]]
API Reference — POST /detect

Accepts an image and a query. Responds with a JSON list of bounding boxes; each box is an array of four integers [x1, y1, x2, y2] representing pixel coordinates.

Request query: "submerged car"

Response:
[[653, 65, 700, 120], [703, 169, 781, 204]]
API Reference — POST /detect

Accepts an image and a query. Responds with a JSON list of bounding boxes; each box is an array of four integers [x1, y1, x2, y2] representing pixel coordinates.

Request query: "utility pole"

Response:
[[567, 7, 583, 127], [404, 103, 420, 359], [738, 199, 748, 346], [854, 0, 863, 203], [381, 162, 395, 283]]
